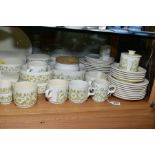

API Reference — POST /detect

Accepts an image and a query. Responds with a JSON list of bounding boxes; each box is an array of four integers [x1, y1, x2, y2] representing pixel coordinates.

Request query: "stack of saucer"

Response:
[[108, 75, 149, 100], [110, 63, 146, 83], [109, 51, 149, 100], [80, 54, 114, 74]]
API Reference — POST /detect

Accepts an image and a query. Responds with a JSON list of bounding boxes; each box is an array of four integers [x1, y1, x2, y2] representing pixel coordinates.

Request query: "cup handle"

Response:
[[27, 68, 32, 72], [88, 86, 95, 96], [108, 85, 116, 95], [45, 89, 53, 98]]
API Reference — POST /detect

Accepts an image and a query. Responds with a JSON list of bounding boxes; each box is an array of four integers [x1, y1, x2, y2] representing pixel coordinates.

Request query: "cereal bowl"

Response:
[[20, 65, 52, 82]]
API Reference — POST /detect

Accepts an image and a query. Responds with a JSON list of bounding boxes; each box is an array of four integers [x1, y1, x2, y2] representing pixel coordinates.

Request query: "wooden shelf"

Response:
[[0, 96, 154, 128]]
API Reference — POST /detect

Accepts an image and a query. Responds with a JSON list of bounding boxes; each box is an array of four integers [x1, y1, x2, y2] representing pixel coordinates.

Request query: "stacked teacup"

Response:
[[109, 50, 149, 100], [0, 80, 12, 105]]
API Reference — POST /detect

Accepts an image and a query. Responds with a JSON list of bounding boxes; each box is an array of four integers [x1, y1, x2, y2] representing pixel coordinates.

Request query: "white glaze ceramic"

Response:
[[85, 71, 108, 85], [91, 79, 116, 102], [0, 27, 32, 56], [119, 50, 141, 72], [108, 75, 149, 100], [69, 80, 94, 104], [20, 65, 52, 82], [0, 92, 12, 105], [0, 64, 21, 73], [27, 54, 50, 64], [0, 72, 19, 84], [52, 64, 85, 81], [55, 62, 79, 71], [37, 82, 47, 95], [45, 79, 68, 104], [13, 81, 37, 108], [0, 80, 12, 94], [27, 61, 48, 73]]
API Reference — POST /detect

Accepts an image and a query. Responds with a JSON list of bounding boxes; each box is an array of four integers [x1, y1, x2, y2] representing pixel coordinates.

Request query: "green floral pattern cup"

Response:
[[0, 80, 12, 94], [92, 79, 116, 102], [0, 92, 12, 105], [13, 81, 37, 108], [45, 79, 68, 104], [69, 80, 94, 104], [37, 82, 47, 95]]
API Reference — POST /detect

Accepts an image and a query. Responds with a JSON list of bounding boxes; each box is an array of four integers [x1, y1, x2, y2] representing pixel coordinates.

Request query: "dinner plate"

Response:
[[113, 93, 145, 100], [110, 73, 144, 83], [108, 75, 149, 86], [0, 27, 32, 56]]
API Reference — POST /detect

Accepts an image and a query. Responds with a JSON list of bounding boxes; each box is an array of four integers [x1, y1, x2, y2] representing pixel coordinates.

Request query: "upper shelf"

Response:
[[44, 26, 155, 39]]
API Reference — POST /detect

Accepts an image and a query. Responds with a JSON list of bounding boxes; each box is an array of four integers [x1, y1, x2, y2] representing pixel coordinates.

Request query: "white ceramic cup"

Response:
[[27, 61, 48, 73], [0, 92, 12, 105], [0, 80, 12, 94], [13, 81, 37, 108], [85, 71, 108, 86], [45, 79, 68, 104], [69, 80, 94, 104], [91, 79, 116, 102]]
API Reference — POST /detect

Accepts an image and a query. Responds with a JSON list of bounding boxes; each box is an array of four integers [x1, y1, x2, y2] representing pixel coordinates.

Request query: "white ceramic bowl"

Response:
[[52, 64, 85, 81], [20, 65, 52, 82], [27, 54, 50, 63], [0, 64, 21, 72], [55, 62, 79, 71]]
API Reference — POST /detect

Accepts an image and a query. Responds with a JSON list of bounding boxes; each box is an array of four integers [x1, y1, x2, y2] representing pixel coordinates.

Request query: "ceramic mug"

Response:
[[0, 92, 12, 105], [91, 79, 116, 102], [37, 82, 47, 95], [0, 80, 12, 94], [27, 61, 48, 73], [13, 81, 37, 108], [69, 80, 94, 104], [45, 79, 68, 104], [119, 50, 141, 72], [85, 71, 107, 86]]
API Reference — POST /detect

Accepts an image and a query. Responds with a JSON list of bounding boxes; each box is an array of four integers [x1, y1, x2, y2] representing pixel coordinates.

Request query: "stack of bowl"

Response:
[[20, 54, 52, 95], [109, 50, 149, 100], [80, 53, 114, 73], [52, 56, 85, 81]]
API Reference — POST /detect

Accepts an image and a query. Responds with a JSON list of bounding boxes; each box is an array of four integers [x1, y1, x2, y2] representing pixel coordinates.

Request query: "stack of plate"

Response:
[[110, 63, 146, 83], [80, 54, 114, 74], [108, 75, 149, 101]]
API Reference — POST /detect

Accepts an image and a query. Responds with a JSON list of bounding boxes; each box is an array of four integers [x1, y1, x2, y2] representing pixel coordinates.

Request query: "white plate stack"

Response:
[[80, 54, 114, 74], [109, 63, 149, 100]]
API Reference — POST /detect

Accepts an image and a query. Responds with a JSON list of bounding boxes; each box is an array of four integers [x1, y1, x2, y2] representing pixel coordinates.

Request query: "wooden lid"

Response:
[[56, 56, 79, 64]]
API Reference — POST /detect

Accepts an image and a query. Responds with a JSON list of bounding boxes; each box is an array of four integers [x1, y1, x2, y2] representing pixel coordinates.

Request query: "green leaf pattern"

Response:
[[131, 60, 139, 72], [69, 89, 87, 103], [119, 58, 128, 70], [20, 73, 52, 82], [37, 85, 47, 94], [0, 88, 11, 94], [56, 90, 68, 103], [14, 92, 37, 107], [52, 71, 84, 81], [0, 66, 20, 72], [92, 87, 107, 102], [0, 95, 12, 103]]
